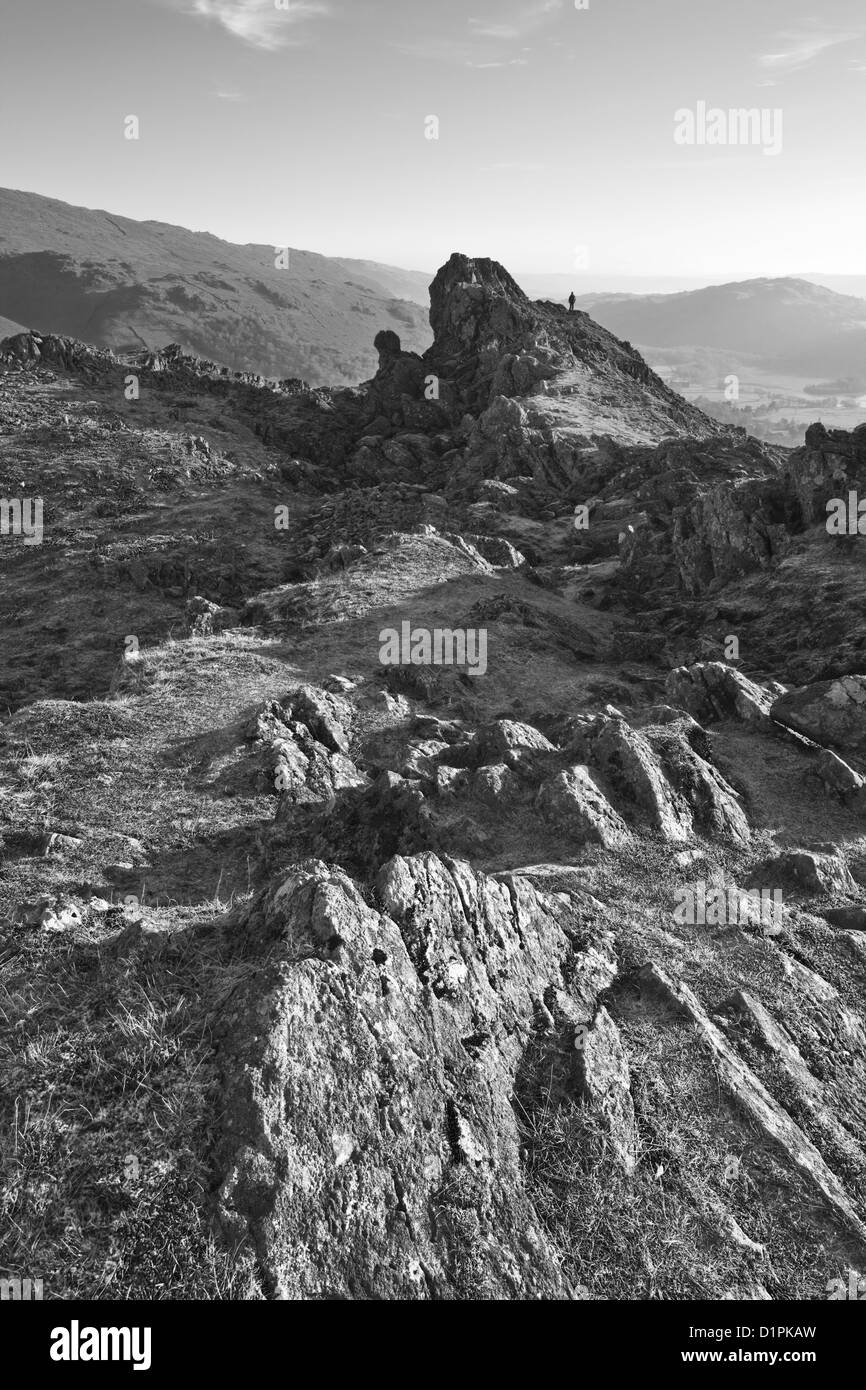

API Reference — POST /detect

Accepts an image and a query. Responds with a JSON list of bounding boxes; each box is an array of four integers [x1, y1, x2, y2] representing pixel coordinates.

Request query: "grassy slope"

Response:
[[1, 359, 865, 1300]]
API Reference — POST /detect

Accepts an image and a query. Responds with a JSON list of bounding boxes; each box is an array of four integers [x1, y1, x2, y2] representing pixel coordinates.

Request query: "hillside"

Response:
[[0, 188, 432, 386], [575, 277, 866, 379], [2, 254, 866, 1302]]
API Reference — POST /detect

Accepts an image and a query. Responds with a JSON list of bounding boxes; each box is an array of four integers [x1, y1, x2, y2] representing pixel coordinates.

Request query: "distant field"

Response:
[[643, 345, 866, 445]]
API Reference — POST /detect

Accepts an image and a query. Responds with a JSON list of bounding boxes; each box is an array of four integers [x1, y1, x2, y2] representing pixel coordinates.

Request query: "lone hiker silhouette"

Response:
[[568, 291, 576, 312]]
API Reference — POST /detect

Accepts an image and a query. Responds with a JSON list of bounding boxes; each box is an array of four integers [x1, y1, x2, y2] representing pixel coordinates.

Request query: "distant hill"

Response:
[[0, 188, 433, 385], [797, 273, 866, 300], [573, 277, 866, 378], [0, 314, 27, 339], [517, 272, 719, 299]]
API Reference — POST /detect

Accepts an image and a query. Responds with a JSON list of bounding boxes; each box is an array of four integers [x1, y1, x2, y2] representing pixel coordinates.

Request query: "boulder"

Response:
[[767, 849, 856, 897], [813, 748, 865, 801], [666, 662, 774, 730], [186, 595, 240, 636], [535, 766, 631, 848], [248, 697, 364, 808], [474, 763, 520, 805], [286, 684, 353, 754], [771, 675, 866, 759], [470, 719, 555, 766], [823, 906, 866, 932]]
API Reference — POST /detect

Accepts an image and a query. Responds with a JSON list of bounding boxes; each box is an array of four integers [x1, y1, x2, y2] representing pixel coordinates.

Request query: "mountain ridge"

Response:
[[0, 187, 433, 385]]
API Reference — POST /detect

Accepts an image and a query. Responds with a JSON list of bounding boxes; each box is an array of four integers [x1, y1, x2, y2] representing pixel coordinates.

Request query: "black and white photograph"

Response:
[[1, 0, 865, 1354]]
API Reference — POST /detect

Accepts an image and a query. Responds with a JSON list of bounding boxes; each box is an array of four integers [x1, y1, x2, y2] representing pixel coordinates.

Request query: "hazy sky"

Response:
[[2, 0, 865, 276]]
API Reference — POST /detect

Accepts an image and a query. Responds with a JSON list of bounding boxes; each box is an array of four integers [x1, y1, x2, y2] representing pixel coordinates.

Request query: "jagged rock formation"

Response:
[[2, 253, 866, 1302], [425, 254, 720, 431]]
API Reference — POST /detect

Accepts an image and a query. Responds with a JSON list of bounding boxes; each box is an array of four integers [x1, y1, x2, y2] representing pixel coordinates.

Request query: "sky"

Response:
[[1, 0, 865, 278]]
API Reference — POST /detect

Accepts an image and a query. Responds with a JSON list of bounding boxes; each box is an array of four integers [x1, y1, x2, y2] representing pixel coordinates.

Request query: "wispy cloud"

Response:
[[757, 27, 863, 75], [467, 0, 564, 42], [214, 89, 247, 101], [162, 0, 330, 51], [466, 57, 529, 69]]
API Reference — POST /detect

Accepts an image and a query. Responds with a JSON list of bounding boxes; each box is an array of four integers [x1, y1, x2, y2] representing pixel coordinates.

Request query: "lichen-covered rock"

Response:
[[470, 719, 556, 766], [248, 696, 364, 808], [573, 713, 693, 843], [666, 662, 774, 730], [771, 675, 866, 758], [286, 684, 353, 754], [565, 708, 750, 845], [215, 853, 613, 1299], [272, 723, 365, 809], [536, 765, 631, 848], [648, 724, 750, 844], [474, 763, 520, 805]]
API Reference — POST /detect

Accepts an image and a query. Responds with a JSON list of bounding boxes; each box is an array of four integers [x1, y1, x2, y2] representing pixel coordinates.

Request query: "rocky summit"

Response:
[[2, 254, 866, 1302]]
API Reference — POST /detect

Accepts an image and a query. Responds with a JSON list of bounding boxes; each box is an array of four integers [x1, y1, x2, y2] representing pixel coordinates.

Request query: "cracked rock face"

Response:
[[216, 853, 609, 1300], [666, 662, 774, 730]]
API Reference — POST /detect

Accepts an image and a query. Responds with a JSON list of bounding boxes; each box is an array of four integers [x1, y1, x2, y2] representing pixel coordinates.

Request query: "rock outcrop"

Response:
[[216, 853, 619, 1299], [771, 675, 866, 758], [666, 662, 775, 729]]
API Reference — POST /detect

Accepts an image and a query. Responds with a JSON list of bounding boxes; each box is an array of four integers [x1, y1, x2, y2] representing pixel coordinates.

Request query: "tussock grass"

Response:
[[0, 912, 263, 1299]]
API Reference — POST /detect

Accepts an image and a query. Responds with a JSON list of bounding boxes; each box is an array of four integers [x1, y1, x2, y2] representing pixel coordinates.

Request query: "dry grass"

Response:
[[515, 1002, 860, 1301], [0, 909, 263, 1299]]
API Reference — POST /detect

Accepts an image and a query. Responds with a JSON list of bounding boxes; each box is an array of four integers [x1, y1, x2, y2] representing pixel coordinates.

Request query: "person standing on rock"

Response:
[[568, 292, 576, 313]]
